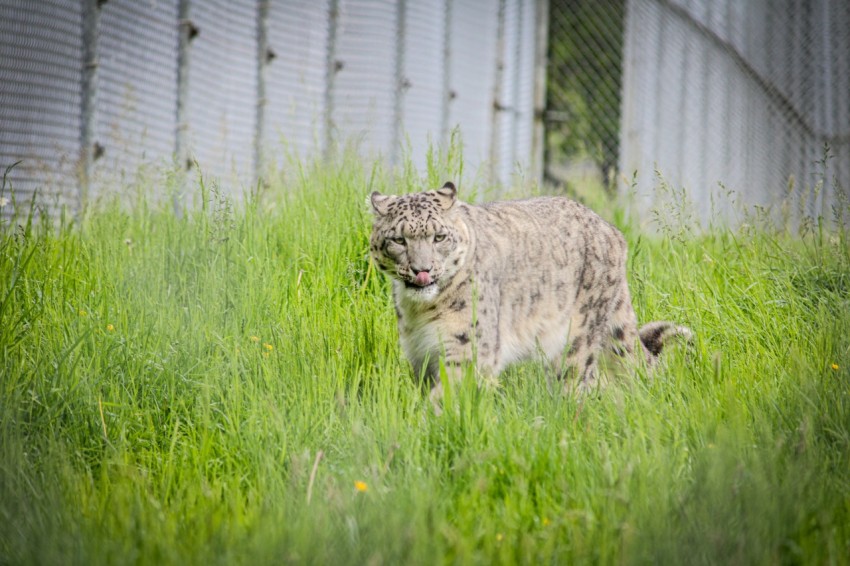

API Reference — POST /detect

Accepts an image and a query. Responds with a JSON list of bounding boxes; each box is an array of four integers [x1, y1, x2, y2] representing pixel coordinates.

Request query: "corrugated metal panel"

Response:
[[446, 0, 500, 180], [677, 3, 709, 213], [332, 0, 399, 160], [400, 0, 447, 172], [1, 0, 542, 214], [265, 0, 330, 164], [185, 0, 258, 190], [0, 0, 82, 217], [94, 0, 179, 194], [620, 0, 656, 214]]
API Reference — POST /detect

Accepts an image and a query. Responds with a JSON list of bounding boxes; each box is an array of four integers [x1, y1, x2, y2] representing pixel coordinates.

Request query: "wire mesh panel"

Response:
[[94, 0, 179, 196], [184, 0, 258, 190], [331, 0, 400, 161], [264, 0, 331, 167], [0, 0, 83, 218], [545, 0, 625, 189], [399, 0, 447, 173], [446, 0, 500, 181], [620, 0, 850, 225]]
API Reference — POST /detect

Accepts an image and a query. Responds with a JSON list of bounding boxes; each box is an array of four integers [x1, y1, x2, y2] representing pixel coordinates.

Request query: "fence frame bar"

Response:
[[79, 0, 102, 209]]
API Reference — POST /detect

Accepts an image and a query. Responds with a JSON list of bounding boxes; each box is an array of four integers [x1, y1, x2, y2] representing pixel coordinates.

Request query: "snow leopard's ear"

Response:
[[435, 182, 457, 211], [370, 191, 395, 216]]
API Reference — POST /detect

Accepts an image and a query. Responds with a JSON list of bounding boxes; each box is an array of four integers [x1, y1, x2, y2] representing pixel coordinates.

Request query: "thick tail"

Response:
[[639, 321, 693, 363]]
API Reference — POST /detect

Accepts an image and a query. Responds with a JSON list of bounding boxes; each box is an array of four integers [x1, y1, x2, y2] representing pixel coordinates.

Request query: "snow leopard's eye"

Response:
[[390, 236, 406, 246], [434, 233, 447, 243]]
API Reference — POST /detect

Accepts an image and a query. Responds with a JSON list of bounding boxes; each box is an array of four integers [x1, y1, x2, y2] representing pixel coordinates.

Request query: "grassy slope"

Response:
[[1, 158, 849, 565]]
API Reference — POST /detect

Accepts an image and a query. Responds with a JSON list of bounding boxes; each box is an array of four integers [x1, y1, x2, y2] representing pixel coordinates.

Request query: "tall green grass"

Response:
[[1, 153, 849, 565]]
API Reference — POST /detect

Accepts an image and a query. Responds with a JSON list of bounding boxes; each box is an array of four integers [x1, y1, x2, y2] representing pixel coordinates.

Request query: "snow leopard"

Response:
[[369, 182, 691, 401]]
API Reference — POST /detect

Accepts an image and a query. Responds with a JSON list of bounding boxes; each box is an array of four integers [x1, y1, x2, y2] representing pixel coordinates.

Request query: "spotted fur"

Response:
[[369, 182, 691, 398]]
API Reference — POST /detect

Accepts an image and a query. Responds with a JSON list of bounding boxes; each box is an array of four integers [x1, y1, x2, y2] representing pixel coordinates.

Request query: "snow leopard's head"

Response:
[[369, 182, 469, 302]]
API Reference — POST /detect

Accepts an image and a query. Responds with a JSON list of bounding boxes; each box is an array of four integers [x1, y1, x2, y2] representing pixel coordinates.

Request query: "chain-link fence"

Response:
[[545, 0, 624, 191], [1, 0, 547, 221], [545, 0, 850, 226], [8, 0, 846, 226]]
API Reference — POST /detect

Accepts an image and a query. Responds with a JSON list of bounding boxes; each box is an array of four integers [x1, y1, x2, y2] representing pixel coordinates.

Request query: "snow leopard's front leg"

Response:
[[427, 283, 500, 411]]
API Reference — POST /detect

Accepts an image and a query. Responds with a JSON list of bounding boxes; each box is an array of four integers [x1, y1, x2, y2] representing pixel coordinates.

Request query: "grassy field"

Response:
[[1, 155, 849, 565]]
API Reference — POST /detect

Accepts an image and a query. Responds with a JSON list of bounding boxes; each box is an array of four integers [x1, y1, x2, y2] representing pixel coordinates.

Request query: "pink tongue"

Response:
[[415, 272, 432, 286]]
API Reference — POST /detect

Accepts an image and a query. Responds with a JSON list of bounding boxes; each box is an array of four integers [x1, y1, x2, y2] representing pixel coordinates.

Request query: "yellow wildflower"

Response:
[[832, 363, 839, 371], [250, 336, 260, 342], [354, 480, 368, 493], [263, 343, 273, 351], [496, 533, 503, 542], [106, 324, 115, 332]]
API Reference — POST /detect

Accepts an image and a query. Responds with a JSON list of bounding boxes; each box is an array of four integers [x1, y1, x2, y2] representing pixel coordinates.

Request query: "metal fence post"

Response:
[[391, 0, 407, 169], [174, 0, 193, 215], [440, 0, 453, 148], [255, 0, 271, 181], [489, 0, 507, 185], [324, 0, 340, 160], [531, 0, 549, 184], [79, 0, 102, 209], [509, 1, 524, 179]]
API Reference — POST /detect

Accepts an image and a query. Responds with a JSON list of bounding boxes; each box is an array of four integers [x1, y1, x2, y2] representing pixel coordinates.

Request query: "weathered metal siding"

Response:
[[446, 0, 501, 178], [621, 0, 850, 226], [332, 0, 400, 160], [0, 0, 82, 216], [514, 0, 538, 178], [400, 0, 448, 172], [184, 0, 258, 186], [0, 0, 545, 216], [494, 0, 537, 185], [95, 0, 179, 193], [264, 0, 331, 165]]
